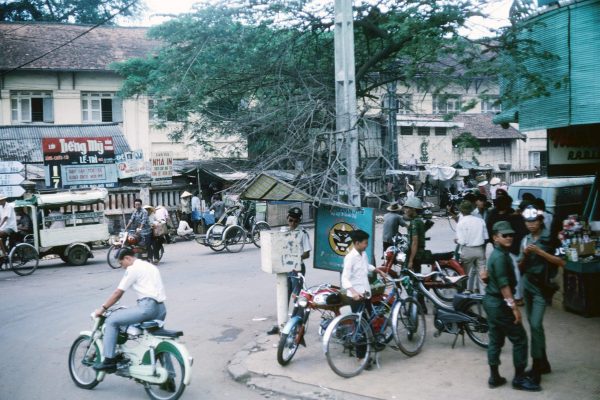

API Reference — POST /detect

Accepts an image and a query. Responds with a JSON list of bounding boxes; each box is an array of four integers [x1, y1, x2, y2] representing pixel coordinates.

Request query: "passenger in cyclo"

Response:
[[94, 248, 167, 372], [0, 194, 17, 257], [16, 208, 33, 241]]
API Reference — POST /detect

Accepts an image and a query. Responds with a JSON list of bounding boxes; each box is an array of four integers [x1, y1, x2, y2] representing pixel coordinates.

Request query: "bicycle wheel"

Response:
[[251, 221, 271, 248], [106, 245, 121, 269], [433, 267, 465, 303], [144, 348, 187, 400], [277, 319, 303, 366], [392, 298, 426, 356], [224, 225, 246, 253], [323, 314, 372, 378], [205, 225, 226, 252], [10, 243, 39, 276], [68, 335, 101, 390], [463, 301, 489, 348]]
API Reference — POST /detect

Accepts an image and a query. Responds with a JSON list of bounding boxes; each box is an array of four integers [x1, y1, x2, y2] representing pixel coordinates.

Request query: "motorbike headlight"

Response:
[[297, 295, 309, 308]]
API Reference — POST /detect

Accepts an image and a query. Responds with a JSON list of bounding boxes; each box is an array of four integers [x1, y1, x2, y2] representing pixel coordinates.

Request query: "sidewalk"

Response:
[[229, 305, 600, 400]]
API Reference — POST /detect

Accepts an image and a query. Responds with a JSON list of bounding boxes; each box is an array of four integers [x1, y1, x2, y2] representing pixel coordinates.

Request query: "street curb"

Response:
[[227, 334, 380, 400]]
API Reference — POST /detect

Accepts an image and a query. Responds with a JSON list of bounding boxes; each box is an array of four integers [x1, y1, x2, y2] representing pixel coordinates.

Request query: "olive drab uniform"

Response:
[[519, 228, 554, 361], [407, 216, 426, 272], [483, 245, 528, 369]]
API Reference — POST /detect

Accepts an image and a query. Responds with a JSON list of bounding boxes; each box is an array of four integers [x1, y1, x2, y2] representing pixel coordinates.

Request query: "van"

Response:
[[508, 176, 595, 226]]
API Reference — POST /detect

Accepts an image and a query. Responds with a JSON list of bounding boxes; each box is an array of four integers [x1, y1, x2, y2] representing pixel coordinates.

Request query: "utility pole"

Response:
[[386, 80, 398, 169], [334, 0, 361, 207]]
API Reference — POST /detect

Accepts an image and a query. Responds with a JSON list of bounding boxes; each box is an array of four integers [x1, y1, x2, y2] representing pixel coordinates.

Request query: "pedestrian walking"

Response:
[[266, 207, 311, 335], [455, 201, 488, 293], [382, 202, 407, 256], [518, 206, 565, 385], [482, 221, 541, 392]]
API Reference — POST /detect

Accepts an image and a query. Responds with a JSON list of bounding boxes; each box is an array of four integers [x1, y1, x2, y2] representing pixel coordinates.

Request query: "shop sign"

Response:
[[548, 127, 600, 177], [314, 206, 375, 272], [0, 161, 24, 174], [0, 186, 25, 198], [150, 151, 173, 186], [42, 137, 117, 188], [116, 150, 146, 179]]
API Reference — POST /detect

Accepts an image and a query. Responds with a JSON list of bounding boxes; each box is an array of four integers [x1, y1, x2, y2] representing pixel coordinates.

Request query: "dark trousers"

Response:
[[483, 295, 528, 368], [287, 263, 306, 302], [349, 299, 372, 359], [151, 235, 164, 261], [523, 284, 547, 360]]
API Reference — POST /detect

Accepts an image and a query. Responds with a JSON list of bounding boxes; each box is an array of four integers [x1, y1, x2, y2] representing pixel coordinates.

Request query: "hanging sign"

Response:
[[314, 206, 375, 272], [150, 151, 173, 186], [0, 186, 25, 198], [548, 126, 600, 177]]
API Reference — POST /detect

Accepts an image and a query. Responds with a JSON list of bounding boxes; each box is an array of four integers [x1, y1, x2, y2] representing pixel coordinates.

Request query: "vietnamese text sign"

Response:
[[548, 126, 600, 176], [42, 137, 117, 188], [0, 173, 24, 186], [0, 186, 25, 198], [150, 151, 173, 186], [0, 161, 24, 174], [314, 206, 375, 272], [116, 150, 146, 179]]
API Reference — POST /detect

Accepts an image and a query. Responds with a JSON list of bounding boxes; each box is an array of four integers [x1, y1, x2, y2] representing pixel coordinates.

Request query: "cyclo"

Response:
[[4, 188, 110, 276], [196, 201, 270, 253]]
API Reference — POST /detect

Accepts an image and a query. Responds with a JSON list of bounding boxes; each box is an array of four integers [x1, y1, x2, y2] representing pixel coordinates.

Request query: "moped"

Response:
[[68, 308, 193, 400]]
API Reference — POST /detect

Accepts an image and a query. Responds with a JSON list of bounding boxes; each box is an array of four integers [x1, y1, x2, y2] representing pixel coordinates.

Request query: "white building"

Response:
[[0, 22, 246, 161]]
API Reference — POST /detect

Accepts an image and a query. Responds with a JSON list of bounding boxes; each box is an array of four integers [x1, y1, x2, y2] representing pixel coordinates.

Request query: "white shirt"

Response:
[[490, 185, 498, 200], [118, 259, 167, 302], [280, 226, 312, 254], [155, 207, 169, 222], [0, 203, 17, 231], [456, 214, 488, 247], [177, 220, 193, 236], [191, 196, 201, 212], [341, 248, 375, 297]]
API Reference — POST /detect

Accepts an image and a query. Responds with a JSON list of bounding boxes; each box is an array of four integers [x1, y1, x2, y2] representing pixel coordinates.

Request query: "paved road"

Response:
[[0, 217, 456, 400]]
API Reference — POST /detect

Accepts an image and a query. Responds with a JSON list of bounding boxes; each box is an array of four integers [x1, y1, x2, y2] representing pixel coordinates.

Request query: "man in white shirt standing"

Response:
[[342, 230, 376, 301], [0, 195, 17, 257], [456, 201, 488, 293], [94, 248, 167, 372]]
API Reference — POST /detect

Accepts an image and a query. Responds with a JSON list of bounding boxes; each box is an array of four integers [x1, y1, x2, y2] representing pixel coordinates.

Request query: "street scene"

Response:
[[1, 0, 600, 400]]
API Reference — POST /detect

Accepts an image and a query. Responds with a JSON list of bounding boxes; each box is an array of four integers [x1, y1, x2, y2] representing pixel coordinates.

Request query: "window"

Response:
[[433, 95, 461, 114], [481, 97, 502, 113], [10, 91, 53, 123], [396, 94, 413, 115], [434, 127, 447, 136], [417, 127, 430, 136], [529, 151, 547, 170], [400, 126, 413, 136], [81, 92, 122, 123], [148, 98, 178, 122]]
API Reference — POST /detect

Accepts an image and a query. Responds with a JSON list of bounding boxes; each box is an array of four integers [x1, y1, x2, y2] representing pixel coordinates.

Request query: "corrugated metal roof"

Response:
[[0, 123, 131, 162]]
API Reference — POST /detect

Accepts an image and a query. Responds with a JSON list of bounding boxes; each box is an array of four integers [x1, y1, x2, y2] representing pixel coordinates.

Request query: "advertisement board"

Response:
[[115, 150, 146, 179], [547, 126, 600, 177], [314, 206, 375, 272], [42, 137, 117, 188], [150, 151, 173, 186]]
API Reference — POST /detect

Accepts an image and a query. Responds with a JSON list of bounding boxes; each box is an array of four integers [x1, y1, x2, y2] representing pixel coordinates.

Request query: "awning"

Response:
[[492, 107, 519, 126], [35, 188, 108, 207], [240, 173, 313, 202]]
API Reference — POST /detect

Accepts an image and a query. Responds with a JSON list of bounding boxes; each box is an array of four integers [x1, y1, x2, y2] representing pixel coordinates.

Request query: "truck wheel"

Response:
[[67, 245, 89, 266]]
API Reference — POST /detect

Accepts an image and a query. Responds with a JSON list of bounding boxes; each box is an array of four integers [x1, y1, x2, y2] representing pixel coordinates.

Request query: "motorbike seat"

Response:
[[139, 320, 164, 329], [150, 329, 184, 338], [431, 252, 454, 262]]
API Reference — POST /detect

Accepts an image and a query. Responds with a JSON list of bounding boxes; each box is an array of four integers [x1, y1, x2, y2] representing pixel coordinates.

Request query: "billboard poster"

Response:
[[116, 150, 146, 179], [314, 206, 375, 272], [42, 137, 117, 189], [150, 151, 173, 186]]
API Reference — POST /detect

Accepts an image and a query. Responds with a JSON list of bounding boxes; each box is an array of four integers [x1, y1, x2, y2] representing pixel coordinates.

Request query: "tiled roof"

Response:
[[449, 113, 525, 140], [0, 123, 131, 162], [0, 22, 159, 71]]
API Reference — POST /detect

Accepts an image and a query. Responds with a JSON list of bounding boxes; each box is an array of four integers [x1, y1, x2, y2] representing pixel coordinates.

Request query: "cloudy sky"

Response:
[[126, 0, 514, 38]]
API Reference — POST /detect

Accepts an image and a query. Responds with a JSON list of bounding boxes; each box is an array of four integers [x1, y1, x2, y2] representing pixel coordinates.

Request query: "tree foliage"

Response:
[[113, 0, 557, 200], [0, 0, 141, 24]]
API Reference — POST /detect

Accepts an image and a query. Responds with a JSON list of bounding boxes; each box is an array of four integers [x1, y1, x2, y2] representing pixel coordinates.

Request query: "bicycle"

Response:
[[0, 233, 39, 276], [322, 274, 426, 378]]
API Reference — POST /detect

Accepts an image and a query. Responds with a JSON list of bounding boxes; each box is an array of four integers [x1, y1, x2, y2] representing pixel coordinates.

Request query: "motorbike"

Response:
[[107, 230, 164, 269], [383, 233, 466, 302], [403, 268, 489, 349], [277, 273, 342, 366], [68, 308, 193, 400]]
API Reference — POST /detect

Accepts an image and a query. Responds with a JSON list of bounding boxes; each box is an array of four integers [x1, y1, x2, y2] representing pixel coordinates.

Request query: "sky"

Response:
[[124, 0, 515, 38]]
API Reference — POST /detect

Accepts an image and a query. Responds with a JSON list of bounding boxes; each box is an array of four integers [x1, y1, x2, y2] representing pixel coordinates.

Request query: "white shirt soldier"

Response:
[[266, 206, 312, 335]]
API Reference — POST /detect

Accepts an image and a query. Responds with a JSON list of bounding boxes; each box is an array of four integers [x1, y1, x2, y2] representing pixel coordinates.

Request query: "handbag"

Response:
[[152, 222, 167, 237]]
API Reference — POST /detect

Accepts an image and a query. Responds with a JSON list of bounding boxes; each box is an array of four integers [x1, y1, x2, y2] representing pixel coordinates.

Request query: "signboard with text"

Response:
[[42, 137, 118, 189], [314, 206, 375, 272], [548, 126, 600, 177], [150, 151, 173, 186], [116, 150, 146, 179]]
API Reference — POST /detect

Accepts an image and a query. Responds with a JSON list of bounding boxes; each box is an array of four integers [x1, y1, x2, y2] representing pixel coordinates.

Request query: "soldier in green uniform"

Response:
[[483, 221, 541, 391], [518, 206, 565, 384], [404, 197, 427, 312]]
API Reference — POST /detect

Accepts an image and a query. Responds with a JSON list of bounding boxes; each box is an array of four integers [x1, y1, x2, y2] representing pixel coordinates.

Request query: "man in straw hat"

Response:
[[0, 194, 17, 258], [382, 202, 408, 256], [179, 191, 192, 223]]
